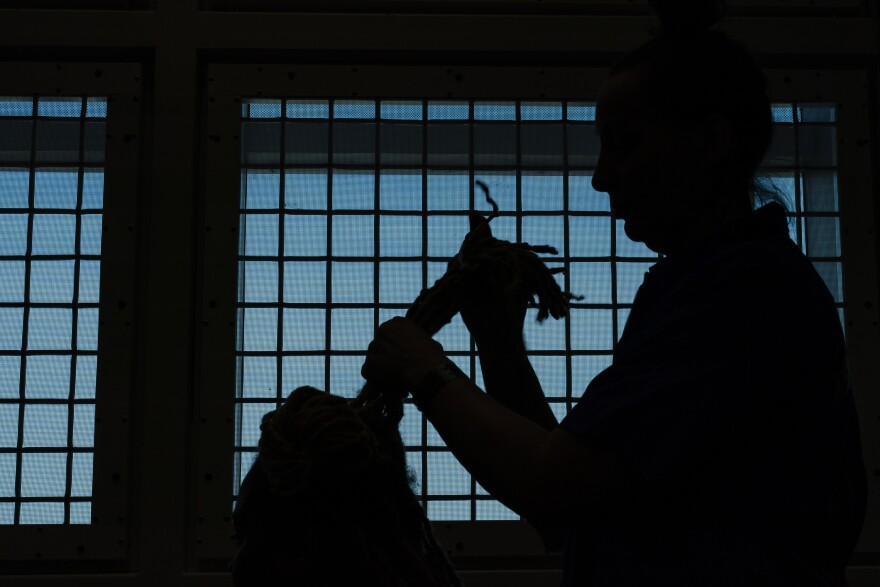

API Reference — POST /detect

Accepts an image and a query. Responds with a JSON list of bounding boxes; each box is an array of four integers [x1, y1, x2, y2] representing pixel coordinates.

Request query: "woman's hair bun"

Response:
[[648, 0, 727, 36]]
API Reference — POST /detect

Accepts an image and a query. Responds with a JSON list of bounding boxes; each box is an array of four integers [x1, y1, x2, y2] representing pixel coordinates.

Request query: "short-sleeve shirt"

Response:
[[559, 204, 866, 586]]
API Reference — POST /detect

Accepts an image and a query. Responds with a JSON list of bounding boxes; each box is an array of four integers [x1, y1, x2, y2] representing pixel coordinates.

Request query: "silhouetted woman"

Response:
[[363, 1, 867, 584]]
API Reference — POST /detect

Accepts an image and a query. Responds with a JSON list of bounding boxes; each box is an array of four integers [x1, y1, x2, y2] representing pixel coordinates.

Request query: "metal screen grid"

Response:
[[0, 96, 106, 525], [233, 98, 842, 521]]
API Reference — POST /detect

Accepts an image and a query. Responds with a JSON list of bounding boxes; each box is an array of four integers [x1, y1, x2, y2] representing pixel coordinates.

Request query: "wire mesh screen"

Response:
[[0, 96, 106, 525], [233, 98, 843, 520]]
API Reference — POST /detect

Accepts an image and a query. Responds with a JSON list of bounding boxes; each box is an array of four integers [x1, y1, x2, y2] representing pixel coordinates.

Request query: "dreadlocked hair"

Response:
[[236, 387, 460, 587], [232, 182, 578, 586]]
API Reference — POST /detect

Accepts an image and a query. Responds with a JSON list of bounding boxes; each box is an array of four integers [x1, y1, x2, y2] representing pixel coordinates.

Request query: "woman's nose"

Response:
[[591, 150, 612, 194]]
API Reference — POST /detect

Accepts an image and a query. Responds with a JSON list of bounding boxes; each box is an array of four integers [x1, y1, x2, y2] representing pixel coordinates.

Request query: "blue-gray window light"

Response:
[[0, 96, 106, 525]]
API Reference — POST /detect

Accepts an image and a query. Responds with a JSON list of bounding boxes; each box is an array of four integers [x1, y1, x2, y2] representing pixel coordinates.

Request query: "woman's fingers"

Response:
[[362, 318, 447, 389]]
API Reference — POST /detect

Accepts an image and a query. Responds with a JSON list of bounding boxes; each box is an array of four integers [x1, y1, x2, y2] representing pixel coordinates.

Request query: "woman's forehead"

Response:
[[595, 72, 644, 130]]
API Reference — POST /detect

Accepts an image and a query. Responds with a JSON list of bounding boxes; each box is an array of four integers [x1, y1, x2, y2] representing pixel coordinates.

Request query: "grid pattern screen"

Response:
[[233, 98, 842, 520], [0, 96, 106, 525]]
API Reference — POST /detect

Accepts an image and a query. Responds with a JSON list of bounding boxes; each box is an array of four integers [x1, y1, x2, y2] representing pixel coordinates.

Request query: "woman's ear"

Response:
[[698, 113, 733, 168]]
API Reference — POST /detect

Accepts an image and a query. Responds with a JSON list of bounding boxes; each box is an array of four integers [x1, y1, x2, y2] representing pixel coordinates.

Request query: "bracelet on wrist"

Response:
[[410, 361, 467, 412]]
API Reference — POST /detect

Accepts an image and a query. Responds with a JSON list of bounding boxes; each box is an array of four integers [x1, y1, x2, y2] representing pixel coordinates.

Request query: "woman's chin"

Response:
[[622, 218, 644, 242], [623, 220, 663, 254]]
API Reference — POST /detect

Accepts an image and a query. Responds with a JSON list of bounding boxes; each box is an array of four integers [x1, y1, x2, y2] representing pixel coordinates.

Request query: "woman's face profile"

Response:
[[592, 71, 712, 254]]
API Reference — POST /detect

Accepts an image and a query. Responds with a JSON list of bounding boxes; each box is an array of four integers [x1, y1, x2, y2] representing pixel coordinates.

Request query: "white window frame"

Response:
[[197, 64, 880, 577], [0, 63, 141, 564]]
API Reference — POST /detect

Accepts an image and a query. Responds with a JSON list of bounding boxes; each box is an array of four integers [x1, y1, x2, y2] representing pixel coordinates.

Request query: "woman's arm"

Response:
[[363, 317, 636, 529], [475, 340, 558, 432], [424, 376, 632, 529]]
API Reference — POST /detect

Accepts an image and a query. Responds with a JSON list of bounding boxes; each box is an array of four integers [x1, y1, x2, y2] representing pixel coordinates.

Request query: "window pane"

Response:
[[0, 168, 29, 208], [569, 216, 610, 257], [427, 171, 469, 211], [30, 260, 75, 303], [570, 309, 614, 350], [285, 169, 327, 210], [73, 404, 95, 448], [380, 215, 422, 257], [284, 215, 326, 257], [0, 261, 25, 303], [75, 356, 97, 400], [240, 213, 278, 257], [428, 101, 468, 120], [331, 262, 373, 304], [239, 356, 276, 399], [286, 100, 329, 119], [239, 261, 278, 303], [283, 261, 326, 303], [570, 262, 611, 304], [21, 453, 68, 496], [332, 170, 373, 210], [71, 453, 93, 497], [282, 308, 324, 351], [0, 356, 20, 399], [281, 355, 325, 394], [0, 404, 20, 447], [241, 170, 279, 210], [25, 355, 71, 399], [522, 172, 563, 211], [79, 260, 101, 303], [77, 308, 99, 351], [329, 308, 373, 351], [28, 308, 73, 350], [332, 216, 373, 257], [240, 308, 277, 352], [380, 170, 422, 211], [427, 451, 470, 495], [23, 405, 68, 447]]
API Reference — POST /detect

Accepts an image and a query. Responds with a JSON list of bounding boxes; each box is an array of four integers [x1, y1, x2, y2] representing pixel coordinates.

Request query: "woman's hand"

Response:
[[362, 317, 448, 391]]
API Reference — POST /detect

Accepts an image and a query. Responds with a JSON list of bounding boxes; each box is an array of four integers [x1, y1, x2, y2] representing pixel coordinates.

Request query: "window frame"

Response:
[[0, 62, 141, 563], [197, 64, 880, 568]]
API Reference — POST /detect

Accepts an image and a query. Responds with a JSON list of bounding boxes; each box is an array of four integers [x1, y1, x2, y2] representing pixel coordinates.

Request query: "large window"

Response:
[[0, 96, 106, 525], [231, 96, 844, 521], [0, 62, 138, 565]]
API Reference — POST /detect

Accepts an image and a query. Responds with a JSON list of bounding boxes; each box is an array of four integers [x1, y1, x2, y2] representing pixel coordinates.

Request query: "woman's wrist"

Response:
[[475, 335, 527, 357], [410, 361, 468, 412]]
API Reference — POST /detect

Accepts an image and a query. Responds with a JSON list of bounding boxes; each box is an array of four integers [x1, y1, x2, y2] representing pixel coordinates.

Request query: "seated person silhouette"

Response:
[[362, 1, 867, 585], [230, 385, 462, 586]]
